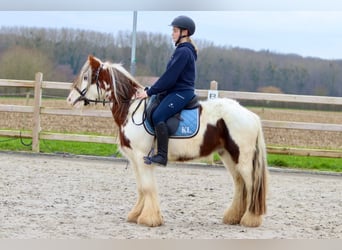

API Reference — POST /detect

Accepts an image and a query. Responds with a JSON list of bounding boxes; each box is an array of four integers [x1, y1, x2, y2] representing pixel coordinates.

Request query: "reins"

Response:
[[131, 98, 147, 126]]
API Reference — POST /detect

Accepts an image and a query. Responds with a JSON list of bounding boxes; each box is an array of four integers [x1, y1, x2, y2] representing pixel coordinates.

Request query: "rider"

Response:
[[136, 15, 198, 166]]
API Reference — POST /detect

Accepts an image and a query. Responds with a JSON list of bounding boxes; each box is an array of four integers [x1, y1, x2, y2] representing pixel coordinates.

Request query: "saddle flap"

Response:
[[144, 108, 200, 139]]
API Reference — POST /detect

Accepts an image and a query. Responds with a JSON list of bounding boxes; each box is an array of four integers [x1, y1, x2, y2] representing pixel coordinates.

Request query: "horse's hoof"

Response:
[[240, 211, 263, 227], [223, 209, 242, 225], [137, 214, 164, 227], [127, 214, 138, 223]]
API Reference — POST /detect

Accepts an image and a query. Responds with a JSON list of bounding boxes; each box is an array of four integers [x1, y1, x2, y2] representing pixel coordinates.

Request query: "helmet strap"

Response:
[[175, 28, 188, 46]]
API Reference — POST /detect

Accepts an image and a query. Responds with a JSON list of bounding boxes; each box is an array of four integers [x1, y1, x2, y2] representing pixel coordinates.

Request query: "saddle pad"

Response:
[[144, 108, 200, 138]]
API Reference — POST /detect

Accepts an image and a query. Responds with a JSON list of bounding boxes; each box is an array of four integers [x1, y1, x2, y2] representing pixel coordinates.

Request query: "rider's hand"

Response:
[[136, 90, 148, 99]]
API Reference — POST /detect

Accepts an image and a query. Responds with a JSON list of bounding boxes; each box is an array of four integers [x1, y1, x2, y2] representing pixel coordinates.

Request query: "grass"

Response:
[[212, 151, 341, 173], [0, 136, 121, 157], [267, 154, 342, 172], [0, 136, 341, 172]]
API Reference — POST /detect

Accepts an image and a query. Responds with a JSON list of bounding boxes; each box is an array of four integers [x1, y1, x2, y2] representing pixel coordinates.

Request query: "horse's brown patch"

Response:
[[108, 68, 140, 127], [88, 55, 101, 72], [119, 128, 131, 149], [176, 156, 195, 162], [88, 56, 112, 92], [200, 118, 240, 163], [200, 123, 221, 157]]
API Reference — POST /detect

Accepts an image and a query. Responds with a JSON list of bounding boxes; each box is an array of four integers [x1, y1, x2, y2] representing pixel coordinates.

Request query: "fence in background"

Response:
[[0, 73, 342, 158]]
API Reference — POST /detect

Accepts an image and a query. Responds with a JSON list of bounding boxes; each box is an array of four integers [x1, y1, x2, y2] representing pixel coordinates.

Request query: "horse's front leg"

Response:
[[136, 162, 163, 227], [126, 155, 144, 223], [127, 154, 163, 227]]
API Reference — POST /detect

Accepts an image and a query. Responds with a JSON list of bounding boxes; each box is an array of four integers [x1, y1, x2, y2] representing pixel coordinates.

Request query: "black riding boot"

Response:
[[149, 122, 169, 166]]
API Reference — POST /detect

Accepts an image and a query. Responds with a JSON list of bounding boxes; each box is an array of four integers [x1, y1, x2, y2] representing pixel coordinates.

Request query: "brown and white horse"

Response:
[[67, 55, 268, 227]]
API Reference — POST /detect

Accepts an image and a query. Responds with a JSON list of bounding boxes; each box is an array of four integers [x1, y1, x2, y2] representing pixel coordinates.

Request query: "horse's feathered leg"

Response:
[[126, 152, 163, 227], [239, 128, 268, 227], [136, 161, 164, 227], [238, 162, 263, 227], [127, 189, 144, 223], [217, 115, 267, 227], [221, 152, 247, 225], [127, 158, 144, 223]]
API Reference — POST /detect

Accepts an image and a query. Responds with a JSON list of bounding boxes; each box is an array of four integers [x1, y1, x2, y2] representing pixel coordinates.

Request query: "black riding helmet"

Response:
[[170, 15, 196, 36], [170, 15, 196, 45]]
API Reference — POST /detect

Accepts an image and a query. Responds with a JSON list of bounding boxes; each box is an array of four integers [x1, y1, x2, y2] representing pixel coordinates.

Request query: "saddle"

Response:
[[144, 93, 200, 138]]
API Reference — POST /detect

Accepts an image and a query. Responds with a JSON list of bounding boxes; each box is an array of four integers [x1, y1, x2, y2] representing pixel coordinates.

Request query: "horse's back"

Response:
[[200, 97, 261, 146], [200, 97, 260, 124]]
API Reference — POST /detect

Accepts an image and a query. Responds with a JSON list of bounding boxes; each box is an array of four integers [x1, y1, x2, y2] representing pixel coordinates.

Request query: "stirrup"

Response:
[[143, 154, 167, 166], [143, 156, 153, 165], [143, 147, 155, 165]]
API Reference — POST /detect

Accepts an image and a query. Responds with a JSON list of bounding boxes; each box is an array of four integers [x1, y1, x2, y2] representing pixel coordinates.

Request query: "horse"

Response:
[[67, 55, 268, 227]]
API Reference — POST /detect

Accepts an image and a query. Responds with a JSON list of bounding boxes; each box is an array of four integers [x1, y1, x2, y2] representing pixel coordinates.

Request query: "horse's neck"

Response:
[[109, 98, 128, 128], [112, 98, 146, 129], [114, 74, 140, 100], [108, 66, 144, 127], [109, 90, 138, 128]]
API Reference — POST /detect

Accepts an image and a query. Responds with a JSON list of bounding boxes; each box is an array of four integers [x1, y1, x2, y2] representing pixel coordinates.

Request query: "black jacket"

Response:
[[147, 42, 197, 96]]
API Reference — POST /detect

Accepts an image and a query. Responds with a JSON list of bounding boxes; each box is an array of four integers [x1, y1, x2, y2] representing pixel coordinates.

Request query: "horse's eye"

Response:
[[83, 75, 88, 81]]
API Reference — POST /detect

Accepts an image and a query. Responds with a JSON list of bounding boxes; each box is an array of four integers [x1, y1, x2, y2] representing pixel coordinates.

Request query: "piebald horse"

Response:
[[67, 55, 268, 227]]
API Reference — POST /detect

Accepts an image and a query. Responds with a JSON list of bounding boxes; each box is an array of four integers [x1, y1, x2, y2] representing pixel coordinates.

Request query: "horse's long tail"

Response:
[[249, 123, 268, 215]]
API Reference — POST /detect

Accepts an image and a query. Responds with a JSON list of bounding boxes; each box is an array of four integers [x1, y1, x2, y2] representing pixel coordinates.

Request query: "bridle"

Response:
[[72, 62, 148, 126], [73, 64, 112, 106]]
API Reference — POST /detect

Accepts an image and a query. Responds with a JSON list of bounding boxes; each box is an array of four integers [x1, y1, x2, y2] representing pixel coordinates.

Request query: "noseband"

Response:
[[73, 64, 112, 106]]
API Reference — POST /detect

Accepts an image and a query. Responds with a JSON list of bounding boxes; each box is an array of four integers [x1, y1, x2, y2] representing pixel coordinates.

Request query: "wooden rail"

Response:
[[0, 75, 341, 158]]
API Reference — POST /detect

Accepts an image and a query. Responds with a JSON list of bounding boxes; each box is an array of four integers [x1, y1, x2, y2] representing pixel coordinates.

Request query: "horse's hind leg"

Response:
[[238, 161, 263, 227], [223, 173, 247, 225], [221, 153, 247, 225], [222, 150, 263, 227]]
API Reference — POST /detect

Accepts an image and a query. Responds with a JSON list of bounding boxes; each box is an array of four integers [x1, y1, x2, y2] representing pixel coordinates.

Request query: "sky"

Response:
[[1, 1, 342, 60]]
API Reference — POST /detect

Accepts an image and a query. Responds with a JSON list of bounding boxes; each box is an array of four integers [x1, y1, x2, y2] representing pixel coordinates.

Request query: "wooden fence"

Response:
[[0, 73, 342, 158]]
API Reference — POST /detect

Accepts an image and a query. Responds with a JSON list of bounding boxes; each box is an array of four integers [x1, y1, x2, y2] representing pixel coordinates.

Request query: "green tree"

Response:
[[0, 46, 57, 80], [0, 45, 73, 96], [1, 26, 342, 97]]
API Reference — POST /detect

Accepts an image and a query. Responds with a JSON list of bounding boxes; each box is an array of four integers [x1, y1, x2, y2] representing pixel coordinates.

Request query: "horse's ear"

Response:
[[88, 55, 101, 69]]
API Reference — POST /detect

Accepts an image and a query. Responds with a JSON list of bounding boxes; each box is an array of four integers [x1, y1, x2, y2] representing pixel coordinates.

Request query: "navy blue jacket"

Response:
[[146, 42, 197, 96]]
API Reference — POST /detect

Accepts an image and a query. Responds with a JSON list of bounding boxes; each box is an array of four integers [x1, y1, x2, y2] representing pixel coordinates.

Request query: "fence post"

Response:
[[32, 72, 43, 153], [208, 80, 218, 99], [208, 80, 219, 165]]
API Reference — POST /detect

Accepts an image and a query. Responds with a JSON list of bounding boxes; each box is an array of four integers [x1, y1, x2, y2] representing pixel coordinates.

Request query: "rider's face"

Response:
[[172, 27, 181, 43]]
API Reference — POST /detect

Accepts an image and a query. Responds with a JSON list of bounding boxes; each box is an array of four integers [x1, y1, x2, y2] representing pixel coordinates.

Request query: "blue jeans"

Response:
[[152, 90, 195, 125]]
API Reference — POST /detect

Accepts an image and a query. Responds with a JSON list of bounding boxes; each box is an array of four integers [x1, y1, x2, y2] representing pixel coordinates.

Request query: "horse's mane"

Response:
[[94, 61, 145, 125], [104, 62, 144, 103], [110, 63, 144, 89]]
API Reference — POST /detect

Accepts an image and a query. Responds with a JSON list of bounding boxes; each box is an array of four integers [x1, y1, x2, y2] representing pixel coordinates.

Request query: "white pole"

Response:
[[130, 11, 137, 76]]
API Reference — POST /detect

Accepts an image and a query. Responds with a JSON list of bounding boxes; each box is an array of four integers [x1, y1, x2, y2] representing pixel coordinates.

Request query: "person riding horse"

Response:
[[136, 15, 198, 166]]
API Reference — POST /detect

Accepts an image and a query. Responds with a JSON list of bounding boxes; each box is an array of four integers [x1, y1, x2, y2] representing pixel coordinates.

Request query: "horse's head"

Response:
[[67, 55, 144, 109], [67, 55, 110, 107]]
